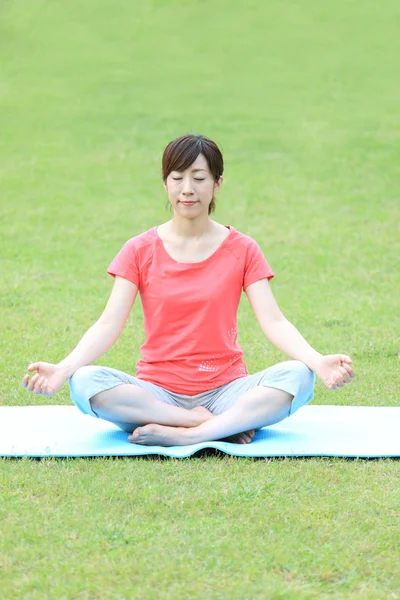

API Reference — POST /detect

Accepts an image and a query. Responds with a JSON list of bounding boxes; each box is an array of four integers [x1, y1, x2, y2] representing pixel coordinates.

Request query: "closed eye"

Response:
[[172, 177, 205, 181]]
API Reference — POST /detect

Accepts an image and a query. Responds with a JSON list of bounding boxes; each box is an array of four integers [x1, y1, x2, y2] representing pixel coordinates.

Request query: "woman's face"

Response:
[[164, 153, 222, 215]]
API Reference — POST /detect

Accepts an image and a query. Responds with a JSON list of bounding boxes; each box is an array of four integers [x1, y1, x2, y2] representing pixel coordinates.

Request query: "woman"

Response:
[[22, 133, 355, 447]]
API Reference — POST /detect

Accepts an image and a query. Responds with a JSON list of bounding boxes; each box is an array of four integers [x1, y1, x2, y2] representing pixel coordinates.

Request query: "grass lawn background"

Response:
[[1, 0, 399, 598]]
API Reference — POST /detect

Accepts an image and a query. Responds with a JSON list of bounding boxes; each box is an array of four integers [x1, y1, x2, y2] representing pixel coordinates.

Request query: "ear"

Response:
[[214, 175, 223, 194], [163, 179, 168, 192]]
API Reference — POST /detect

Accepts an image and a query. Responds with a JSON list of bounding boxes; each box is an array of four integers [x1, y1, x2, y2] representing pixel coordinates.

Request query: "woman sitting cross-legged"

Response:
[[22, 133, 356, 447]]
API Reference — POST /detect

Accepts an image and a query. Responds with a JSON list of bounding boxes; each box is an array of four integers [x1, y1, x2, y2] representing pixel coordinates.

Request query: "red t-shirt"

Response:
[[107, 225, 275, 395]]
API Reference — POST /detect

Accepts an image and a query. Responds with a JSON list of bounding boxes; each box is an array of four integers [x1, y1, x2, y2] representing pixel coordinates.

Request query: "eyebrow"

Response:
[[172, 168, 207, 173]]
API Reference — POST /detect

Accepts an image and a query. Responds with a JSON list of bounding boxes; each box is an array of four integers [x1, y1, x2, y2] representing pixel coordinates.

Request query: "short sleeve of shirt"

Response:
[[107, 239, 140, 288], [243, 238, 275, 290]]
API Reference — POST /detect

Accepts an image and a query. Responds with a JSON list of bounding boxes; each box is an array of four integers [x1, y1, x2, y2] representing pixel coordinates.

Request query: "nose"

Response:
[[182, 177, 194, 195]]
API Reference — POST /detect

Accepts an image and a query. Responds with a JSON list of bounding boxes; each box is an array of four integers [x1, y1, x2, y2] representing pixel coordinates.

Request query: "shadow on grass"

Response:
[[1, 452, 398, 462]]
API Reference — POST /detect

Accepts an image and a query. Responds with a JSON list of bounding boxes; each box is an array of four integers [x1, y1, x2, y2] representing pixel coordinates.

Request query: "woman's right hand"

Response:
[[22, 362, 70, 397]]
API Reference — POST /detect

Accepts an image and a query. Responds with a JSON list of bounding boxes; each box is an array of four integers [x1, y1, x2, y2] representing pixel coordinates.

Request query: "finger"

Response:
[[339, 355, 352, 364], [334, 378, 346, 388], [26, 373, 40, 392], [335, 367, 347, 380], [30, 375, 40, 393], [341, 363, 356, 378], [43, 380, 54, 397], [337, 366, 351, 383], [340, 366, 355, 384], [28, 363, 40, 373], [330, 368, 345, 388], [33, 376, 44, 395], [331, 380, 342, 389], [38, 377, 46, 395], [335, 368, 349, 387], [22, 374, 30, 388]]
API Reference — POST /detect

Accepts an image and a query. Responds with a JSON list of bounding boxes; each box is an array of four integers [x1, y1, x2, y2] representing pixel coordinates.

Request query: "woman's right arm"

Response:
[[58, 276, 139, 376], [22, 276, 139, 396]]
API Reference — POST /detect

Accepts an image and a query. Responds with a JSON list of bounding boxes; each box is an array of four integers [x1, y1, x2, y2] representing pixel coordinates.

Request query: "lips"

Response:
[[181, 202, 197, 205]]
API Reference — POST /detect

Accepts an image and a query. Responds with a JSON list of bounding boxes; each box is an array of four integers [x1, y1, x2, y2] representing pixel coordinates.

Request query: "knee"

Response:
[[285, 360, 315, 388], [69, 365, 99, 402]]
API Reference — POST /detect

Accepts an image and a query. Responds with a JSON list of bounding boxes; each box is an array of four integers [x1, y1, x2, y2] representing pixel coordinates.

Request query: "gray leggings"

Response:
[[69, 360, 316, 427]]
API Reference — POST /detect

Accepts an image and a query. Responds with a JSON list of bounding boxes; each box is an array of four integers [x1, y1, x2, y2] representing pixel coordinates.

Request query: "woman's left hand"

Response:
[[314, 354, 356, 390]]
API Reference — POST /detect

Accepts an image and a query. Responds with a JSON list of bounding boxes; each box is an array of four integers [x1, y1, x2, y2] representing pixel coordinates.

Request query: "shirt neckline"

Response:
[[154, 225, 234, 267]]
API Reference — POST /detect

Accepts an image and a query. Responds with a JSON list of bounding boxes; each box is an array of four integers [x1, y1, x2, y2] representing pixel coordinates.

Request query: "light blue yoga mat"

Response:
[[0, 405, 398, 458]]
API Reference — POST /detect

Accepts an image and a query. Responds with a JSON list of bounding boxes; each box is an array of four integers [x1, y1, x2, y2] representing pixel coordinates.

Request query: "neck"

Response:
[[168, 216, 215, 240]]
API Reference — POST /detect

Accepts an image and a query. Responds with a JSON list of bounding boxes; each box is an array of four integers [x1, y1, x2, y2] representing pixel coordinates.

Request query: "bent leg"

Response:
[[90, 384, 212, 429], [207, 360, 315, 417], [69, 365, 212, 433], [129, 386, 293, 446], [183, 360, 315, 444]]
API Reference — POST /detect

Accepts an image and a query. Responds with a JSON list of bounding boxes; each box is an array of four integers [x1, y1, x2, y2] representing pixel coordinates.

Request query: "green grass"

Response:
[[1, 0, 399, 598]]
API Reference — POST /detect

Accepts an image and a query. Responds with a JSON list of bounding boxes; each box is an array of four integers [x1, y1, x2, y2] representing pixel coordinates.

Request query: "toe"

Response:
[[128, 428, 141, 442]]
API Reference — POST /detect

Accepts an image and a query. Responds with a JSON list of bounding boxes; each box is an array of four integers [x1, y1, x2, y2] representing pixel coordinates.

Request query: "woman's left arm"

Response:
[[245, 279, 356, 390]]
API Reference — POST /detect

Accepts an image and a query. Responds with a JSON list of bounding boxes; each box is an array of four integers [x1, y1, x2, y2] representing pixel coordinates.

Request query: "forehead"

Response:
[[172, 153, 210, 173]]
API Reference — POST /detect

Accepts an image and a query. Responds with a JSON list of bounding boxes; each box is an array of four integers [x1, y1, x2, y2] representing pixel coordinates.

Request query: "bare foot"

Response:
[[128, 423, 190, 447], [128, 423, 256, 447], [220, 429, 256, 444], [190, 409, 255, 443]]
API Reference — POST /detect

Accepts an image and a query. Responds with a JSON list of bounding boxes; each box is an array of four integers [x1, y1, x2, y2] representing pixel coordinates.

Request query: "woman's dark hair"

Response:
[[162, 133, 224, 215]]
